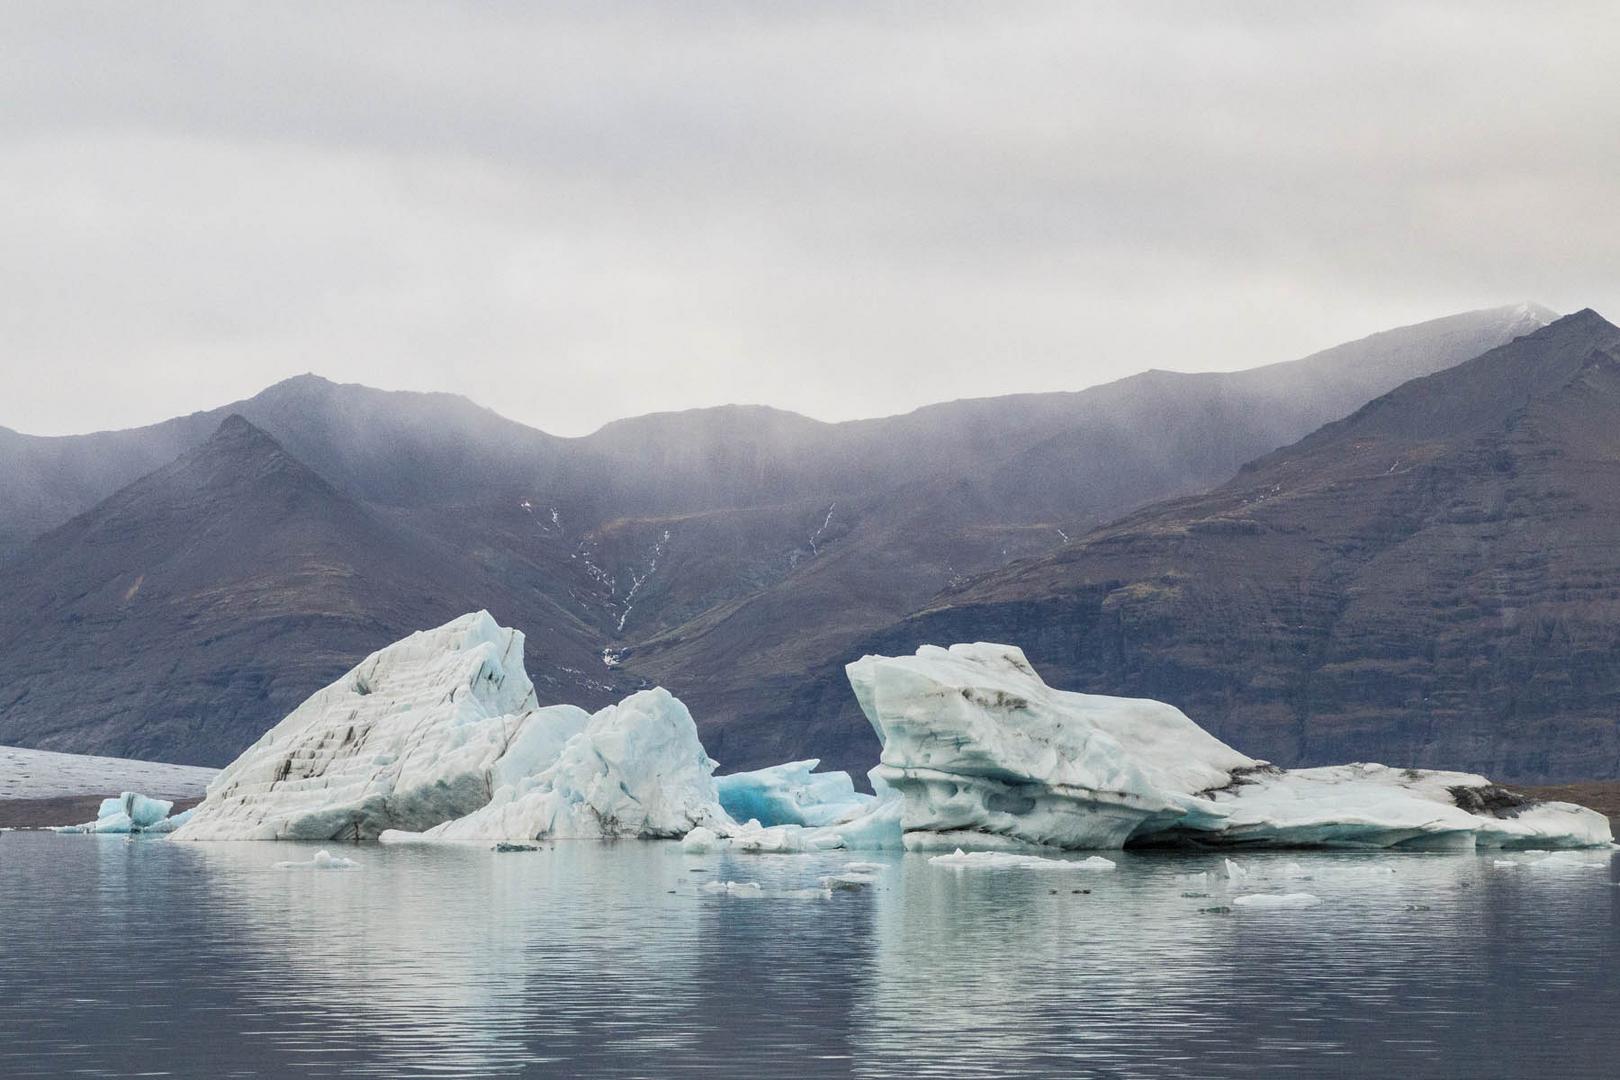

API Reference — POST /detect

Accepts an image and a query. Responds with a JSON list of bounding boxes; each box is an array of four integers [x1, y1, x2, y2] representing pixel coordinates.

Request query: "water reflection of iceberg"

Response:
[[851, 851, 1596, 1078], [180, 841, 710, 1077]]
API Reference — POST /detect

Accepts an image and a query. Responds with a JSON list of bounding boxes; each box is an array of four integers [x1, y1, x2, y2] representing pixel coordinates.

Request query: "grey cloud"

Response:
[[1, 1, 1615, 435]]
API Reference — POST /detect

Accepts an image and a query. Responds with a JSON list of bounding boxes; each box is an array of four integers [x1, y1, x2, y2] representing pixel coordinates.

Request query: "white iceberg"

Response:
[[175, 612, 551, 841], [850, 643, 1612, 852], [390, 688, 730, 843], [174, 611, 735, 845], [1192, 763, 1611, 851], [168, 613, 1611, 856], [714, 758, 875, 828]]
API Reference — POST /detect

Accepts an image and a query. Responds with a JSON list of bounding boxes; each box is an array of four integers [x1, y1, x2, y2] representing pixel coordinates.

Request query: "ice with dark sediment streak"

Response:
[[846, 642, 1612, 853], [175, 612, 559, 841]]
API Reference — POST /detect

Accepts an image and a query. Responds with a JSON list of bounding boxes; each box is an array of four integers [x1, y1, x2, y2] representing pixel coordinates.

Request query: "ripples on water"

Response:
[[0, 832, 1614, 1078]]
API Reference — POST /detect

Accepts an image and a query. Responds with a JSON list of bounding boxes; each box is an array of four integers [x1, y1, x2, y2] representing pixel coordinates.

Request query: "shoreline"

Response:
[[6, 787, 1616, 834], [0, 796, 203, 831]]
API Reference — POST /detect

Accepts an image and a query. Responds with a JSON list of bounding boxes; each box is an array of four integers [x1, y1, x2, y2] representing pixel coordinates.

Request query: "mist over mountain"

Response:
[[851, 310, 1620, 783], [0, 303, 1569, 772], [0, 416, 627, 763]]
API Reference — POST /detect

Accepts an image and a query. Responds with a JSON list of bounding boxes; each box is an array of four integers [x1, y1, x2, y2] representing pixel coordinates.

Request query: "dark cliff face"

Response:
[[859, 311, 1620, 783]]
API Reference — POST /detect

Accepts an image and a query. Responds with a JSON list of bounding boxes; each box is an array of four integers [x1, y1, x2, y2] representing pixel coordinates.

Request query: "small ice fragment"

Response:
[[777, 887, 834, 900], [699, 880, 763, 898], [822, 871, 877, 890], [1529, 850, 1608, 869], [274, 849, 361, 870], [929, 849, 1115, 871], [681, 826, 725, 853], [1232, 892, 1321, 909]]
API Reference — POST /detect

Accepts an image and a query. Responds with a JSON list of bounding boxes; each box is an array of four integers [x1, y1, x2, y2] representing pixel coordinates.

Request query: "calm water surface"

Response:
[[1, 831, 1615, 1079]]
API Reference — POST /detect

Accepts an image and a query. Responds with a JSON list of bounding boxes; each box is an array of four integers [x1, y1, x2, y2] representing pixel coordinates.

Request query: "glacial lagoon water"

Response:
[[1, 832, 1615, 1079]]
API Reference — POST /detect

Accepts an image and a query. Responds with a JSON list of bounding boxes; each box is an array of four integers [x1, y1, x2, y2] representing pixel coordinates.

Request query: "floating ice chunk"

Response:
[[731, 819, 844, 853], [275, 849, 361, 870], [81, 811, 135, 834], [810, 797, 904, 851], [849, 642, 1613, 851], [1493, 860, 1520, 868], [699, 880, 763, 898], [54, 791, 186, 834], [843, 861, 886, 873], [821, 871, 879, 889], [681, 826, 724, 853], [141, 807, 196, 835], [1528, 850, 1610, 869], [1232, 892, 1321, 909], [929, 848, 1116, 871], [1223, 858, 1249, 882], [1202, 765, 1610, 850], [852, 643, 1251, 851], [125, 793, 174, 828], [689, 797, 905, 855], [715, 759, 875, 828]]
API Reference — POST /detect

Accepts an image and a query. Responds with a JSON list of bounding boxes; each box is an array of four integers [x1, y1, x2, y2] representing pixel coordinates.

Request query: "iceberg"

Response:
[[53, 791, 190, 834], [175, 612, 735, 844], [715, 759, 875, 828], [167, 612, 1610, 855], [389, 688, 730, 843], [850, 643, 1611, 852], [174, 612, 552, 841]]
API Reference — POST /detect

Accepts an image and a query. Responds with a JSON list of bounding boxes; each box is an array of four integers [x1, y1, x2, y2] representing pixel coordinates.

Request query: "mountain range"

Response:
[[8, 302, 1609, 783], [858, 309, 1620, 782]]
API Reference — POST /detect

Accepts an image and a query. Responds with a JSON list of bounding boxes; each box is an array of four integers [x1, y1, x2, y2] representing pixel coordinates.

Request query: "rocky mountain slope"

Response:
[[0, 304, 1559, 770], [0, 417, 627, 763], [853, 310, 1620, 783]]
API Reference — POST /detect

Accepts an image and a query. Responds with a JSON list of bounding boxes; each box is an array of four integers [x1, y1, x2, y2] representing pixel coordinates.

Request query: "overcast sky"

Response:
[[3, 2, 1616, 437]]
